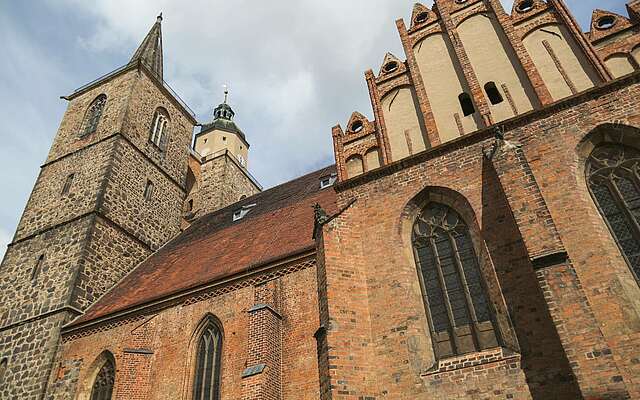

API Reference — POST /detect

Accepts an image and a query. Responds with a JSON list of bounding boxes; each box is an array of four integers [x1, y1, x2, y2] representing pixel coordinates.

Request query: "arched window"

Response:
[[484, 82, 504, 105], [81, 94, 107, 137], [412, 203, 499, 359], [89, 358, 115, 400], [458, 93, 475, 116], [192, 318, 223, 400], [149, 107, 170, 150], [586, 143, 640, 283]]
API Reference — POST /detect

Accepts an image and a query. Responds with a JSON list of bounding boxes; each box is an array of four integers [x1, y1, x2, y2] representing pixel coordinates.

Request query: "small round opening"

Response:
[[596, 16, 616, 30], [516, 0, 534, 13], [454, 0, 468, 4], [383, 61, 399, 74], [415, 12, 429, 24], [351, 120, 364, 133]]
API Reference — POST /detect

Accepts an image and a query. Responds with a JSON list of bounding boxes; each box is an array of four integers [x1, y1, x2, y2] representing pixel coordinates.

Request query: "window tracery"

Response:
[[89, 358, 115, 400], [81, 94, 107, 137], [192, 318, 222, 400]]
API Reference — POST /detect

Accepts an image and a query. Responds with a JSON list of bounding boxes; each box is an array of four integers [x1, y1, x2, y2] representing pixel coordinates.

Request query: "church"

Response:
[[2, 0, 640, 398]]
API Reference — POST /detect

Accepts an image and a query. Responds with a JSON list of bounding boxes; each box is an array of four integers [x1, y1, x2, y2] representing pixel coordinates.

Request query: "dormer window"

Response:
[[149, 107, 169, 150], [233, 203, 256, 221], [320, 174, 338, 189]]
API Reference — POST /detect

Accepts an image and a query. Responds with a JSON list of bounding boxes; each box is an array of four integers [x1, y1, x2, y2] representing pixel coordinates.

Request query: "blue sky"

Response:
[[0, 0, 630, 258]]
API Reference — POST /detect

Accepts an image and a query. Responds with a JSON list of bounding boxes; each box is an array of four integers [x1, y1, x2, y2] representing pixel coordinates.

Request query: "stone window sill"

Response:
[[421, 347, 520, 377]]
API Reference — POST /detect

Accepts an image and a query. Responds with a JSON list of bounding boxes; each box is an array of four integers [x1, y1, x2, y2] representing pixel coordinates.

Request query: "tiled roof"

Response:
[[70, 165, 337, 326]]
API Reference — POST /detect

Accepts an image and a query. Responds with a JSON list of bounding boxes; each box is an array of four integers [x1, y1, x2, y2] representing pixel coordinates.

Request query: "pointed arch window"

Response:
[[586, 144, 640, 283], [149, 107, 170, 150], [89, 358, 115, 400], [81, 94, 107, 137], [192, 317, 223, 400], [412, 203, 499, 359]]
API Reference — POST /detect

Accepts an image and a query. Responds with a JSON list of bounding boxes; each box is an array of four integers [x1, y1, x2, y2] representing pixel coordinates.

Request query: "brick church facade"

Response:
[[2, 0, 640, 398]]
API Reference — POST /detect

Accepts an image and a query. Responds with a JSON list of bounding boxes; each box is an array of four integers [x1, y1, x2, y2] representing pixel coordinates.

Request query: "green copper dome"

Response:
[[199, 100, 247, 142]]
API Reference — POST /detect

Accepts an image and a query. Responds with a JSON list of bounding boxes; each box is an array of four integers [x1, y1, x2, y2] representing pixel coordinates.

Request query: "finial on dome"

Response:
[[223, 84, 229, 104], [157, 12, 163, 22]]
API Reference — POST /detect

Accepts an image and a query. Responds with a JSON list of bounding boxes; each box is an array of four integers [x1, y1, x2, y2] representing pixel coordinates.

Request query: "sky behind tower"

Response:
[[0, 0, 630, 258]]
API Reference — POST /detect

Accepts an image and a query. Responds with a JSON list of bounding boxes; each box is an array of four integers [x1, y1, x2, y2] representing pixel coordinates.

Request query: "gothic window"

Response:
[[412, 203, 499, 359], [149, 107, 170, 150], [81, 94, 107, 137], [62, 173, 75, 195], [192, 318, 222, 400], [586, 143, 640, 283], [89, 358, 115, 400]]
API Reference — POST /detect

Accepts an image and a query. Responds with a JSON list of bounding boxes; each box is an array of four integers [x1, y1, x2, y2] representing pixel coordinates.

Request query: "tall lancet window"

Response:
[[192, 317, 223, 400], [149, 107, 170, 150], [81, 94, 107, 137], [587, 143, 640, 283], [412, 203, 499, 359], [90, 358, 115, 400]]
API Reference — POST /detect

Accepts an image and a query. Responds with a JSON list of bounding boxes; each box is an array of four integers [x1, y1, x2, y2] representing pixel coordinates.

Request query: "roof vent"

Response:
[[233, 203, 257, 221], [320, 174, 338, 189]]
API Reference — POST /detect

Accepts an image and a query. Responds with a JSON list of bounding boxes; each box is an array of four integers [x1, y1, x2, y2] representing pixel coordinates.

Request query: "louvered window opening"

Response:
[[193, 322, 222, 400], [81, 95, 107, 137], [150, 109, 169, 150], [587, 144, 640, 283], [413, 203, 499, 359], [90, 359, 115, 400]]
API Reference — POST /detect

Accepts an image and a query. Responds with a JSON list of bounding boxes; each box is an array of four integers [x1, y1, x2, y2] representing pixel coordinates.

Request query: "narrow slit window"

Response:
[[143, 180, 155, 202], [62, 173, 75, 195], [484, 82, 504, 105], [458, 93, 475, 116], [32, 254, 44, 282]]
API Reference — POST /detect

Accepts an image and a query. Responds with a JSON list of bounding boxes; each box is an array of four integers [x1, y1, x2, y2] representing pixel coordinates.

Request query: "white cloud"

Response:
[[0, 0, 629, 245]]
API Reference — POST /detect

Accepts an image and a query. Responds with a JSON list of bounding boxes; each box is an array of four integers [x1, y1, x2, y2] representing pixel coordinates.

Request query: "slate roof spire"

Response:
[[130, 13, 164, 79]]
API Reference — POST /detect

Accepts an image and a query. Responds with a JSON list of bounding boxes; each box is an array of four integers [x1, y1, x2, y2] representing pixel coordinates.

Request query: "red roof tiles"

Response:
[[70, 165, 337, 326]]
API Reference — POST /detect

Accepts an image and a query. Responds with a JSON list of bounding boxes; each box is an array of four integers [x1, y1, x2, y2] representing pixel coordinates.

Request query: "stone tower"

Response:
[[0, 15, 196, 399], [187, 92, 261, 218]]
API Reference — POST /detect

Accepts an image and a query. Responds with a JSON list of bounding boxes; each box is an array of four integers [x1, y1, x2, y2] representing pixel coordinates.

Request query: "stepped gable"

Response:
[[70, 165, 337, 326]]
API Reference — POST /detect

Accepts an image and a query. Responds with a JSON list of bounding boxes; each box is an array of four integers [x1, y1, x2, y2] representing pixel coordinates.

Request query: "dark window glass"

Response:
[[90, 359, 115, 400], [458, 93, 475, 116], [192, 319, 222, 400], [413, 203, 499, 358], [81, 94, 107, 137], [31, 254, 44, 282], [587, 144, 640, 282], [484, 82, 504, 105]]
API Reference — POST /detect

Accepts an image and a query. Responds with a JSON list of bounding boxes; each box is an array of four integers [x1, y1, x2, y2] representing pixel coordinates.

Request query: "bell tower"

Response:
[[188, 89, 261, 217], [0, 15, 196, 399]]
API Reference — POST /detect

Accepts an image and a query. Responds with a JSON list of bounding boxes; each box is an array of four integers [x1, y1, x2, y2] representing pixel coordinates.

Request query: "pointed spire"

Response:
[[130, 13, 164, 79]]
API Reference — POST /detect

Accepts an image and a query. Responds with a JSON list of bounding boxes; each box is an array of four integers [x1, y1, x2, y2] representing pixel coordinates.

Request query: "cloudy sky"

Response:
[[0, 0, 629, 258]]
